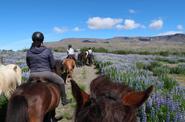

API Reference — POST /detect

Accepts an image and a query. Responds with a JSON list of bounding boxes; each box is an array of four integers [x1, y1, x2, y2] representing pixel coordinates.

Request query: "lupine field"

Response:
[[0, 50, 185, 122], [95, 53, 185, 122]]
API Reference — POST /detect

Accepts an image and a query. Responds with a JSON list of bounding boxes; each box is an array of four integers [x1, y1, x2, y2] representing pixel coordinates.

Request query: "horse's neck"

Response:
[[0, 64, 5, 69]]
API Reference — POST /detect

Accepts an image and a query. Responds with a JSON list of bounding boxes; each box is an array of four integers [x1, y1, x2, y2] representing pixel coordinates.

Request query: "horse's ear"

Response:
[[71, 80, 90, 107], [122, 85, 154, 107], [13, 65, 17, 72]]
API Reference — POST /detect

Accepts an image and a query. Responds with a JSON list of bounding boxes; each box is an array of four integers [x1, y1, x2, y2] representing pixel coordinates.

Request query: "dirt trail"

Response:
[[55, 65, 99, 122]]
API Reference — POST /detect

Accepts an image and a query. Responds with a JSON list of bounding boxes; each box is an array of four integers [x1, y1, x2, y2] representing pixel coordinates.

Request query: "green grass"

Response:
[[78, 83, 86, 91], [170, 64, 185, 75], [0, 95, 8, 122], [112, 50, 185, 56], [22, 67, 29, 72], [136, 62, 146, 70], [81, 67, 86, 79], [159, 75, 177, 91], [136, 61, 178, 91], [155, 57, 177, 64], [169, 74, 185, 86]]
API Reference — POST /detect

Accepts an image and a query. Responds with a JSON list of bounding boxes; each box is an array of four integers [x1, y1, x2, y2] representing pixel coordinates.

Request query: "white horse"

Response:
[[0, 64, 22, 98]]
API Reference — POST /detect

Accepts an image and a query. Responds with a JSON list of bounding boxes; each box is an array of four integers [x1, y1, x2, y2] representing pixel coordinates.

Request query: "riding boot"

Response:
[[60, 84, 72, 106]]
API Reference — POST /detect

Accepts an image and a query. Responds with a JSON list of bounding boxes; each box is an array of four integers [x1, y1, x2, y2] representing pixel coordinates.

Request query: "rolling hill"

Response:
[[45, 33, 185, 52]]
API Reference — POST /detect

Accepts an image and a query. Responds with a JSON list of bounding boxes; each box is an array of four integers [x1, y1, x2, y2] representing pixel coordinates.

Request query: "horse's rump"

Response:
[[77, 52, 87, 66], [6, 82, 60, 122], [46, 83, 61, 110], [63, 58, 76, 78]]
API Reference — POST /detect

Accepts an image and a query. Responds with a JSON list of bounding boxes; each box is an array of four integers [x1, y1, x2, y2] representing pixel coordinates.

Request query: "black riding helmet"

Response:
[[32, 32, 44, 43]]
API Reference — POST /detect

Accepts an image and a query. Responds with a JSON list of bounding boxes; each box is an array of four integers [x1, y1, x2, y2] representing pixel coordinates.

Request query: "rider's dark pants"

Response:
[[29, 71, 65, 86], [29, 71, 67, 103]]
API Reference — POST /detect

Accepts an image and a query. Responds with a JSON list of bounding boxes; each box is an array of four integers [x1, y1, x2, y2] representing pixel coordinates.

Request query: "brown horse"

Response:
[[62, 58, 76, 82], [71, 75, 153, 122], [6, 81, 60, 122]]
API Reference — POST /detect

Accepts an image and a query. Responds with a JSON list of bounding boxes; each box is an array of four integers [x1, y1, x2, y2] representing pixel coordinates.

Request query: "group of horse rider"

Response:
[[26, 31, 94, 107], [66, 44, 94, 65]]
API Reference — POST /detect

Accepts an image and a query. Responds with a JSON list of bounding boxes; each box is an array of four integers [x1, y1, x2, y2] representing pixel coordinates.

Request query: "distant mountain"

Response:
[[110, 33, 185, 42], [45, 33, 185, 51]]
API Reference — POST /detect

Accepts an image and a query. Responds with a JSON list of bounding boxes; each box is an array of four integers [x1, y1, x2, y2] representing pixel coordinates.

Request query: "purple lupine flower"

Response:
[[150, 107, 155, 121], [166, 112, 170, 122], [141, 105, 147, 122]]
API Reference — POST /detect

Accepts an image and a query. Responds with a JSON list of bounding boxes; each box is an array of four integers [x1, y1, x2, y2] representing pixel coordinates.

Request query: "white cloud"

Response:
[[149, 19, 163, 29], [87, 17, 123, 30], [158, 31, 184, 36], [73, 27, 83, 32], [116, 19, 142, 30], [177, 24, 183, 30], [129, 9, 136, 14], [53, 26, 68, 34]]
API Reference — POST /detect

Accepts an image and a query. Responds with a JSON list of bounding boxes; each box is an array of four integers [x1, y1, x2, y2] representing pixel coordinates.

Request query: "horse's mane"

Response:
[[90, 75, 133, 100]]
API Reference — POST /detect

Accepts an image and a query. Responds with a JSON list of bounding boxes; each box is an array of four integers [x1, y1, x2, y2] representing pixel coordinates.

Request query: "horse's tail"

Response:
[[6, 95, 29, 122]]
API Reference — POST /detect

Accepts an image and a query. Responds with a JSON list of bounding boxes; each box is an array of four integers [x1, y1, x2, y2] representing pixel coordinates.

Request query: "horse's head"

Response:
[[71, 76, 153, 122], [54, 59, 69, 82], [54, 60, 65, 76]]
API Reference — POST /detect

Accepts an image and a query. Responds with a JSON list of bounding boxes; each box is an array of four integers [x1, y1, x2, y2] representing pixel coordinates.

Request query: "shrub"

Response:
[[155, 57, 177, 64], [152, 66, 170, 76], [144, 62, 162, 71], [136, 62, 146, 70], [22, 67, 29, 72], [81, 47, 108, 53], [170, 64, 185, 75], [53, 47, 66, 52], [159, 75, 177, 91]]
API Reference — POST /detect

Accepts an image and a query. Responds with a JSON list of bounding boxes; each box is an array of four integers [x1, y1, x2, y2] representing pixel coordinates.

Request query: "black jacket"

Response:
[[26, 46, 55, 73]]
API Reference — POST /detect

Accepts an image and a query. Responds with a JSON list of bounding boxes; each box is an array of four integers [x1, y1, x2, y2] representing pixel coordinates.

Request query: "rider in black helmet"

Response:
[[26, 31, 71, 105], [32, 32, 44, 45]]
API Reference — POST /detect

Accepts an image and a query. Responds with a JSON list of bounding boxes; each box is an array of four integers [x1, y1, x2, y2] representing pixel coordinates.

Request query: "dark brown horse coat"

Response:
[[77, 52, 87, 66], [6, 82, 60, 122], [71, 75, 153, 122]]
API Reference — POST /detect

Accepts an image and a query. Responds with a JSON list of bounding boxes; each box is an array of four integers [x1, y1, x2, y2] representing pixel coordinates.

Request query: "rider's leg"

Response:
[[46, 72, 72, 105]]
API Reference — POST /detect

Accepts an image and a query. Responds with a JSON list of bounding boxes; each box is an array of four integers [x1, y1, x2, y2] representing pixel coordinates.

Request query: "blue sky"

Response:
[[0, 0, 184, 50]]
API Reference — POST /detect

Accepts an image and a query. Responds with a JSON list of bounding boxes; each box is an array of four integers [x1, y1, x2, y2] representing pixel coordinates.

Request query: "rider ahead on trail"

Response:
[[86, 47, 93, 56], [26, 31, 71, 105], [67, 44, 76, 61], [85, 47, 94, 65]]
